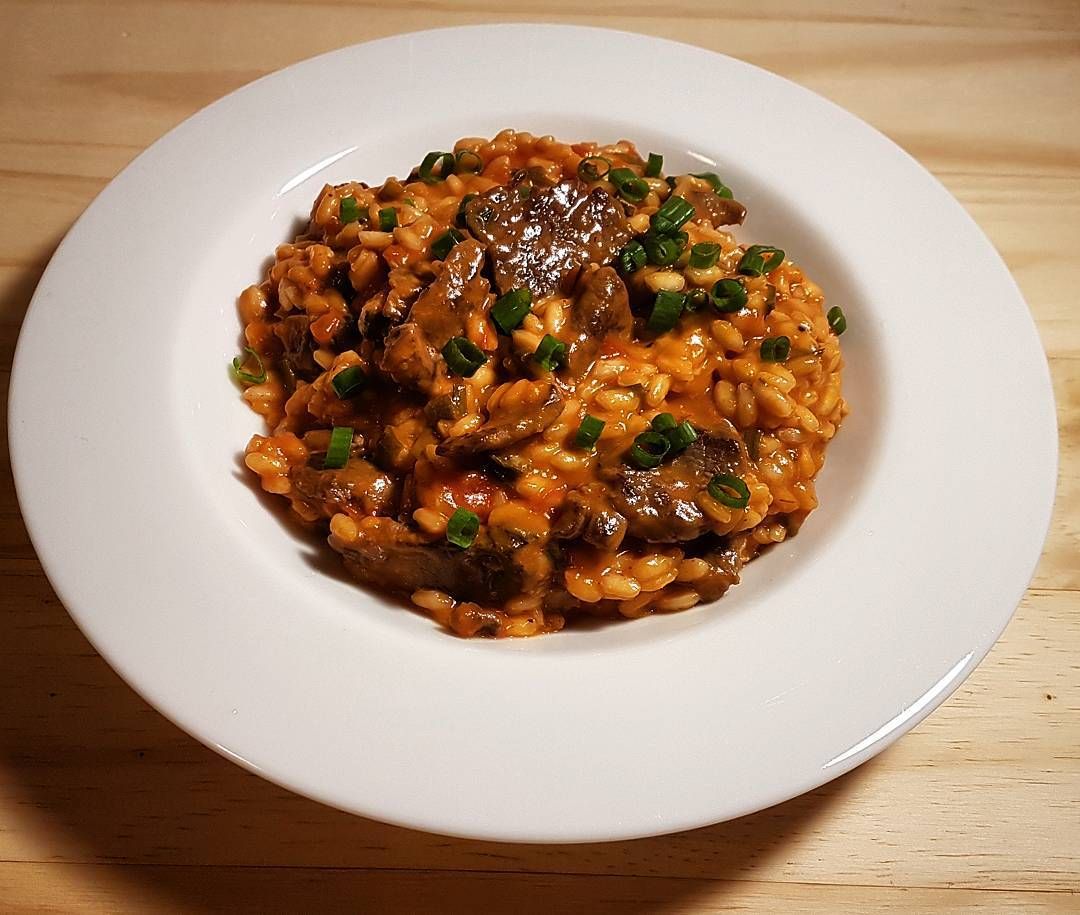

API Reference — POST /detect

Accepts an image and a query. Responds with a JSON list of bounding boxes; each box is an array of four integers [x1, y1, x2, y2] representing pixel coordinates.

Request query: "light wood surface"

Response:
[[1, 1, 1077, 911]]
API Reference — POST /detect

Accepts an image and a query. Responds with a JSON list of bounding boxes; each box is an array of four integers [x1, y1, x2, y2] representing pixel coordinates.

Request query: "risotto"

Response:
[[235, 130, 848, 637]]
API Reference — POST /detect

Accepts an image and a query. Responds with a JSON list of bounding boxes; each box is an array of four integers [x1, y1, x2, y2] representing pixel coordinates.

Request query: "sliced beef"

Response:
[[379, 323, 438, 393], [425, 383, 470, 423], [600, 430, 747, 542], [563, 266, 633, 379], [274, 314, 320, 388], [690, 537, 745, 601], [373, 426, 414, 474], [359, 267, 424, 338], [437, 381, 563, 457], [291, 456, 399, 518], [406, 239, 490, 349], [338, 518, 522, 604], [551, 485, 628, 551], [377, 240, 491, 393], [684, 189, 746, 228], [465, 178, 633, 298]]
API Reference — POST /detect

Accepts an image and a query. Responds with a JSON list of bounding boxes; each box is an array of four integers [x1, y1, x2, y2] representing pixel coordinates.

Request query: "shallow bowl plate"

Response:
[[9, 25, 1057, 842]]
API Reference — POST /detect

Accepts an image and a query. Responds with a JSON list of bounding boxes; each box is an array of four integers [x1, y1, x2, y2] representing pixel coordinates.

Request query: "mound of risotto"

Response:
[[236, 130, 848, 637]]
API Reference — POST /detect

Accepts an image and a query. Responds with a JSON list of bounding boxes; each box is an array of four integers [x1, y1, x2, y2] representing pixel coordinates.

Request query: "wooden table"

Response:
[[1, 1, 1077, 911]]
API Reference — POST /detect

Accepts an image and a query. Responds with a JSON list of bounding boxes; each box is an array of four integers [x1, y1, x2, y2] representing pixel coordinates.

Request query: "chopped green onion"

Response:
[[668, 420, 698, 451], [617, 240, 648, 274], [642, 233, 684, 267], [691, 172, 734, 198], [577, 155, 611, 182], [651, 413, 696, 451], [231, 347, 266, 385], [331, 365, 365, 399], [760, 336, 791, 362], [323, 426, 354, 469], [738, 244, 785, 276], [628, 431, 671, 469], [651, 195, 695, 234], [647, 290, 685, 333], [431, 227, 463, 260], [689, 242, 721, 269], [418, 150, 456, 184], [533, 334, 567, 371], [442, 336, 487, 377], [339, 195, 362, 224], [651, 412, 677, 434], [827, 305, 848, 335], [574, 415, 605, 450], [710, 278, 748, 313], [707, 473, 750, 509], [404, 198, 417, 207], [609, 167, 649, 203], [491, 288, 532, 334], [685, 288, 709, 312], [455, 149, 483, 173], [378, 207, 397, 231], [644, 152, 664, 177], [456, 193, 477, 228], [446, 507, 480, 549]]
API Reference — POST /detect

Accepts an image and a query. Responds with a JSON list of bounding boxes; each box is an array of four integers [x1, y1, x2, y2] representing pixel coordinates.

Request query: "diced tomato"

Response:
[[439, 471, 502, 520]]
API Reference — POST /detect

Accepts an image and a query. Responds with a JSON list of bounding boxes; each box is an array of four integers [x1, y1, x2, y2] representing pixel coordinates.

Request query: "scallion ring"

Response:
[[574, 415, 605, 450], [339, 195, 361, 224], [760, 336, 791, 362], [455, 149, 483, 174], [431, 227, 463, 261], [231, 347, 266, 386], [685, 287, 709, 312], [608, 167, 649, 203], [651, 195, 695, 234], [418, 150, 456, 184], [331, 365, 365, 399], [323, 426, 354, 470], [533, 334, 567, 372], [651, 412, 677, 434], [577, 155, 612, 182], [707, 473, 750, 509], [644, 152, 664, 177], [647, 290, 685, 333], [491, 288, 532, 335], [689, 242, 721, 269], [628, 431, 671, 469], [642, 233, 684, 267], [378, 207, 398, 231], [617, 240, 647, 274], [442, 336, 487, 377], [737, 244, 785, 277], [667, 420, 698, 451], [446, 508, 480, 549], [827, 305, 848, 335], [710, 278, 748, 313]]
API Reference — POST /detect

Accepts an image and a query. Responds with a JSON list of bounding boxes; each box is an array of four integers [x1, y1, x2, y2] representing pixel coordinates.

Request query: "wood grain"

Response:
[[1, 0, 1077, 911]]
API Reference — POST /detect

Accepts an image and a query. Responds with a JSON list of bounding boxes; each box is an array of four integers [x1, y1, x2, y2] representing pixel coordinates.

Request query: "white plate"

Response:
[[9, 25, 1056, 842]]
